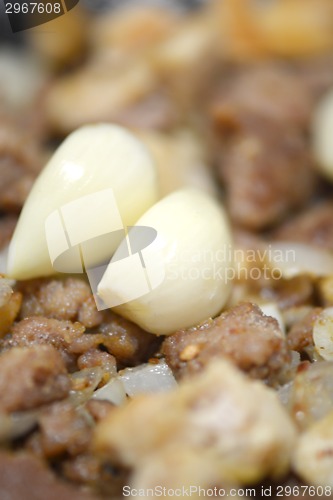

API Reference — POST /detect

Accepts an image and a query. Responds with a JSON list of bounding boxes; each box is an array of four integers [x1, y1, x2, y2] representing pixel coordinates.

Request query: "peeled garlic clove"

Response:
[[312, 87, 333, 181], [313, 307, 333, 360], [7, 124, 158, 280], [98, 188, 233, 335]]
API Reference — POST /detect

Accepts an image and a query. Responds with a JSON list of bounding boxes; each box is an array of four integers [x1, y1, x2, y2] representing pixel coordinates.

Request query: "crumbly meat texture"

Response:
[[162, 302, 290, 383], [18, 278, 94, 323], [7, 275, 160, 369], [287, 308, 322, 354], [0, 345, 70, 413]]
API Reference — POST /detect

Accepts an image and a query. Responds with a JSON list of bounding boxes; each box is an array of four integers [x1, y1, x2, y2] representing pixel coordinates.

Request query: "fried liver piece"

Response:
[[94, 360, 296, 487], [0, 345, 70, 413], [162, 302, 290, 383], [0, 452, 99, 500]]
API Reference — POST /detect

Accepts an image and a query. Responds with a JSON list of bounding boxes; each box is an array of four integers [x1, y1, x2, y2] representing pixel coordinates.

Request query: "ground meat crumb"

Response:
[[0, 119, 44, 213], [36, 400, 92, 458], [77, 348, 116, 374], [0, 452, 99, 500], [211, 67, 316, 230], [99, 311, 161, 367], [19, 278, 92, 322], [162, 302, 290, 383], [0, 345, 70, 413], [287, 308, 322, 354], [6, 316, 86, 370]]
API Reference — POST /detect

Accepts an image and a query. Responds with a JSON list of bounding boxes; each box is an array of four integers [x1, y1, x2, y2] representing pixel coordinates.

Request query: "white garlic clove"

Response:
[[312, 87, 333, 181], [7, 124, 158, 280], [97, 188, 233, 335], [313, 307, 333, 361]]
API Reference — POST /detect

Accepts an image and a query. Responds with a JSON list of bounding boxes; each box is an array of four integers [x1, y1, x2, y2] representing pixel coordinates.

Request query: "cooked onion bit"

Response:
[[98, 188, 233, 335], [312, 87, 333, 181], [313, 308, 333, 360], [7, 124, 158, 280]]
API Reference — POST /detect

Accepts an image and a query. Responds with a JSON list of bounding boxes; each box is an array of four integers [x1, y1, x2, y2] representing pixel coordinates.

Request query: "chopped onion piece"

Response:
[[313, 308, 333, 361], [119, 360, 177, 397], [69, 367, 104, 405], [259, 303, 285, 337], [92, 377, 127, 406], [267, 242, 333, 278]]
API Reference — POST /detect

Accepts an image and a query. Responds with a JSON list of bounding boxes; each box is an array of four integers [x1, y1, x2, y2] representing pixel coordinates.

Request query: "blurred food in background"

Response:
[[1, 0, 333, 498]]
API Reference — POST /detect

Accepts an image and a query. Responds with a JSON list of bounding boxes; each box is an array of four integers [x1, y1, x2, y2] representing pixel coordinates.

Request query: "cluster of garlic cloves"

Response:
[[7, 124, 233, 334]]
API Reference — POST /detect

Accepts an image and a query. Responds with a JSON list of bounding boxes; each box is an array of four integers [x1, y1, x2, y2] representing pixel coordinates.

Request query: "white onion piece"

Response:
[[277, 381, 293, 407], [92, 377, 127, 406], [119, 360, 177, 397], [313, 308, 333, 360], [259, 303, 285, 337], [267, 242, 333, 278]]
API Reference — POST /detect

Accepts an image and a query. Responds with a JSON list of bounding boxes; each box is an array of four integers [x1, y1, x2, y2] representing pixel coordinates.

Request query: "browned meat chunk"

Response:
[[162, 302, 290, 382], [8, 313, 157, 369], [219, 125, 314, 229], [19, 278, 93, 322], [7, 316, 86, 370], [211, 67, 316, 229], [99, 311, 161, 366], [0, 346, 70, 413], [0, 215, 17, 249], [212, 67, 313, 128], [273, 202, 333, 250], [287, 308, 322, 353], [0, 120, 44, 212], [77, 348, 116, 373], [78, 296, 104, 328], [37, 401, 92, 458], [0, 452, 99, 500]]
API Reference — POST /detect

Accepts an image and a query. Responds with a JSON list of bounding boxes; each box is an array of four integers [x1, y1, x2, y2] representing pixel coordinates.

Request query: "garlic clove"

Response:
[[313, 307, 333, 361], [312, 87, 333, 181], [97, 188, 233, 335], [7, 124, 158, 280]]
